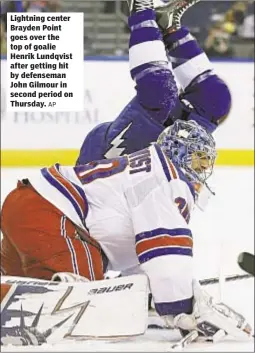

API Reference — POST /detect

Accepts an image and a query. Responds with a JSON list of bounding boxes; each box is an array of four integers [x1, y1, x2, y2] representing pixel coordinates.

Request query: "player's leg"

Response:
[[0, 234, 25, 276], [0, 181, 104, 280], [127, 0, 178, 124], [155, 0, 231, 132], [76, 0, 181, 164]]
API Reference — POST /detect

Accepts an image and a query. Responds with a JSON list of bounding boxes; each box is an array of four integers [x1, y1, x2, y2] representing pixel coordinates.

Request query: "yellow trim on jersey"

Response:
[[1, 149, 254, 167]]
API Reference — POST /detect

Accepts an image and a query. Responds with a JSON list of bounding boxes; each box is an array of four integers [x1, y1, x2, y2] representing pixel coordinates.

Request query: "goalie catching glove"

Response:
[[163, 279, 252, 342]]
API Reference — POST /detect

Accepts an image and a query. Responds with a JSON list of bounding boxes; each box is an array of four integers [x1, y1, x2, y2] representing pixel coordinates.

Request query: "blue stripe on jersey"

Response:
[[154, 144, 171, 181], [55, 163, 88, 219], [41, 167, 85, 225], [136, 227, 192, 243], [138, 247, 193, 264], [60, 215, 79, 275]]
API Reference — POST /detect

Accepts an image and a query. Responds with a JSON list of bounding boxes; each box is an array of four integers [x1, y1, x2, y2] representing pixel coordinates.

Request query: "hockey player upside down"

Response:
[[0, 0, 252, 343], [76, 0, 231, 165]]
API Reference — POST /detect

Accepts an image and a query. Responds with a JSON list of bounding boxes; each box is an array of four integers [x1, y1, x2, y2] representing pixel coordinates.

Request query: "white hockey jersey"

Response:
[[28, 144, 196, 316]]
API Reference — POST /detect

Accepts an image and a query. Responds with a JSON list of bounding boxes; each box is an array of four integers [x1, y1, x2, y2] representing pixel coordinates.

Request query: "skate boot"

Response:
[[155, 0, 200, 32], [126, 0, 154, 14]]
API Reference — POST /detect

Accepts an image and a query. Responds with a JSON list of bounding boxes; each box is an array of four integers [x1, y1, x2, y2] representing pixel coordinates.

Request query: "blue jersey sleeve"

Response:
[[76, 97, 164, 165]]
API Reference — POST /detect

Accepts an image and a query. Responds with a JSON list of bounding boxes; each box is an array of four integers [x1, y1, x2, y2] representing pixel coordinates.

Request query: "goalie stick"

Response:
[[199, 272, 252, 285], [237, 252, 255, 276], [148, 272, 252, 311]]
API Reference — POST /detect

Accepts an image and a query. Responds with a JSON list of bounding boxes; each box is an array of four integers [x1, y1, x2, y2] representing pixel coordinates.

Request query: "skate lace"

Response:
[[136, 0, 153, 11], [174, 0, 198, 22]]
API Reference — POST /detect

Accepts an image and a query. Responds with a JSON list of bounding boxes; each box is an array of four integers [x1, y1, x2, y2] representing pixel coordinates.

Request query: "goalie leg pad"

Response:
[[1, 274, 149, 345]]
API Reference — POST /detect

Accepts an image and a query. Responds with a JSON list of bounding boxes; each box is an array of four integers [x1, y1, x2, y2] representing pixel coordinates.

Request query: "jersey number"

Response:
[[76, 148, 152, 184], [76, 158, 128, 184], [175, 197, 190, 223]]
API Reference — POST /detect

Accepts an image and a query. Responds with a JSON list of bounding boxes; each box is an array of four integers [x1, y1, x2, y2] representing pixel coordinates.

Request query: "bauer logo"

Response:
[[88, 282, 134, 295]]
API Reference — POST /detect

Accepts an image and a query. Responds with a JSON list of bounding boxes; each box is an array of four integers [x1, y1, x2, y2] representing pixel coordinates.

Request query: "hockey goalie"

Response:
[[1, 120, 252, 346]]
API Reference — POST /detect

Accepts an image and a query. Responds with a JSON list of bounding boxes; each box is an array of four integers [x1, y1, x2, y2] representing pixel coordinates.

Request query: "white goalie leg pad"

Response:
[[171, 279, 253, 342], [1, 274, 149, 343]]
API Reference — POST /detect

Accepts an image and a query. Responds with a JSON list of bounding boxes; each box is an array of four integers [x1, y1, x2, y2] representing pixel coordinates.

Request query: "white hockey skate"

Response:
[[126, 0, 154, 14]]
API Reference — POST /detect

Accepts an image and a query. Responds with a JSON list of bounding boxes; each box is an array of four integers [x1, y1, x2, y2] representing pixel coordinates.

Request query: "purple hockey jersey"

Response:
[[77, 11, 231, 165]]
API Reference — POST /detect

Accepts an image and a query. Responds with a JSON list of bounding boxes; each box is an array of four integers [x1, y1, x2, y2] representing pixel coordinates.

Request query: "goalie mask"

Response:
[[157, 120, 217, 210]]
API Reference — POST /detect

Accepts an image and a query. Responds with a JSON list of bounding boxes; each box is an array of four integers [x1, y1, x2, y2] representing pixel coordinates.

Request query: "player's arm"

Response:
[[131, 178, 252, 341], [128, 9, 179, 125], [131, 177, 195, 317]]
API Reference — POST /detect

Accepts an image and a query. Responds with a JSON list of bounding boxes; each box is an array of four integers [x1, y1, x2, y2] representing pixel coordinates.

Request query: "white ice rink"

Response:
[[1, 167, 254, 352]]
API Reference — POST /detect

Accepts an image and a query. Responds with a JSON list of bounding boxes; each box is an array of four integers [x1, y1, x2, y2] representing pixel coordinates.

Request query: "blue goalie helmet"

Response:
[[157, 119, 217, 186]]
